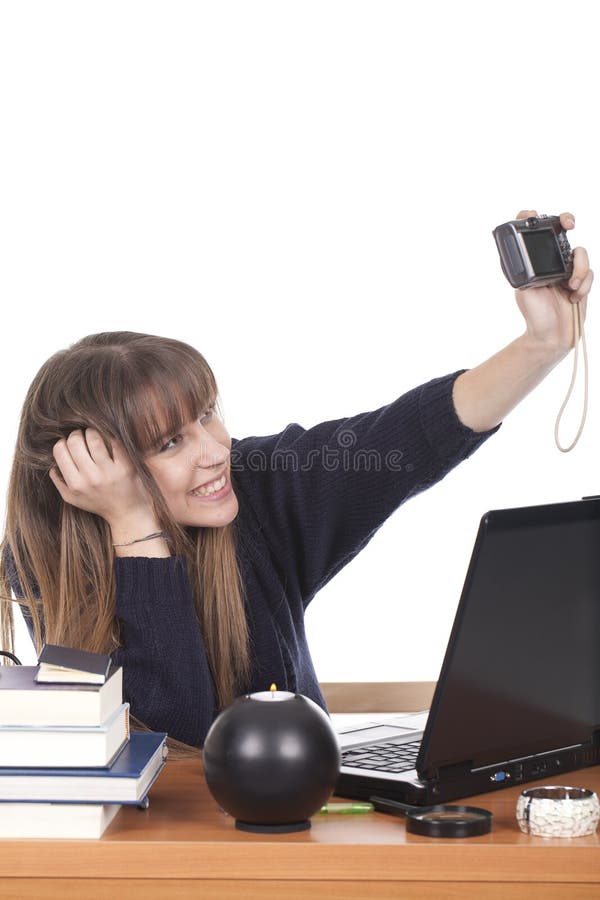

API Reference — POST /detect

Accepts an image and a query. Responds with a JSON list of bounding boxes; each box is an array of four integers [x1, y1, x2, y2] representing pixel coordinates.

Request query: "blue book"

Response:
[[0, 732, 168, 804]]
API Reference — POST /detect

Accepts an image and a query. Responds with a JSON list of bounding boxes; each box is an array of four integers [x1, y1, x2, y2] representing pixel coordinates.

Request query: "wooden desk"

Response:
[[0, 761, 598, 899]]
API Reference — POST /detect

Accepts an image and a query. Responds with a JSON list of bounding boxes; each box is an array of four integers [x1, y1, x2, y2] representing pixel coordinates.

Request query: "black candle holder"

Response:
[[202, 691, 341, 833]]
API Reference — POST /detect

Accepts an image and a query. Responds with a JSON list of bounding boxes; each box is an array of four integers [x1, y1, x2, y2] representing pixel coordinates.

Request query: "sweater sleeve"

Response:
[[3, 543, 216, 747], [231, 371, 500, 605], [112, 556, 216, 746]]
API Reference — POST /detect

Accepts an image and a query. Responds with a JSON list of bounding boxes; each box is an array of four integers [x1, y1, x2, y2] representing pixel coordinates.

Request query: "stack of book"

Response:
[[0, 644, 167, 838]]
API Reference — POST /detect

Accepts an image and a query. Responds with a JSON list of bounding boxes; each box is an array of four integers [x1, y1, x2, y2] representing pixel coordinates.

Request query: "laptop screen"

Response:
[[418, 498, 600, 778]]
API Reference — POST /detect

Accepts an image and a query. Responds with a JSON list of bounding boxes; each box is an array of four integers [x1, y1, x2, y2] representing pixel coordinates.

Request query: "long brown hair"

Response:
[[0, 331, 250, 716]]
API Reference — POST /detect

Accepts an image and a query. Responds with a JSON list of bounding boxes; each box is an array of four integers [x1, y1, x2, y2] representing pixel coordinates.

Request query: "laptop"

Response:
[[334, 496, 600, 806]]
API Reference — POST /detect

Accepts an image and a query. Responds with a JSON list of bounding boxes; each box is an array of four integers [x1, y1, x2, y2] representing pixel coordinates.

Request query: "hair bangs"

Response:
[[125, 354, 218, 454]]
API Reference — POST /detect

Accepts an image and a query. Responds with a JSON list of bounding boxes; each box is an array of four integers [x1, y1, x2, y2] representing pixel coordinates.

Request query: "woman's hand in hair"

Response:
[[49, 428, 157, 530]]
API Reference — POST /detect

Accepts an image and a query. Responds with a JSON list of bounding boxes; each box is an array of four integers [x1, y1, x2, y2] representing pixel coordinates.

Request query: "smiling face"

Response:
[[144, 405, 239, 528]]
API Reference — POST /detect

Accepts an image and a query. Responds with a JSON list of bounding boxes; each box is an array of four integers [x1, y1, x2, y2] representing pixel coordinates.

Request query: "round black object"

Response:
[[406, 805, 492, 838], [202, 693, 341, 833]]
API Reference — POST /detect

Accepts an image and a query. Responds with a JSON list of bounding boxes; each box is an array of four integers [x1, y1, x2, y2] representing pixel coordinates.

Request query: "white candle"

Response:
[[248, 684, 295, 702]]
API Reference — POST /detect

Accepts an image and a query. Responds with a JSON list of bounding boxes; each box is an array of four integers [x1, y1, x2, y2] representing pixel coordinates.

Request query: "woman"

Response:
[[1, 210, 592, 747]]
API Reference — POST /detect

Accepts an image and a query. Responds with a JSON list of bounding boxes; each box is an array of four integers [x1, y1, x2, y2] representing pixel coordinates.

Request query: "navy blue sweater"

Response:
[[9, 371, 499, 746]]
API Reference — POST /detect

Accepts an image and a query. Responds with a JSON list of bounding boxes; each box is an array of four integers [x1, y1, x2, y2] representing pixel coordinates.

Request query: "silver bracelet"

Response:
[[112, 531, 168, 548]]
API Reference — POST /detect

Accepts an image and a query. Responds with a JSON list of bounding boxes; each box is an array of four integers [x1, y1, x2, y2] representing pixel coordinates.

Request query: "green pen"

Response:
[[318, 802, 374, 815]]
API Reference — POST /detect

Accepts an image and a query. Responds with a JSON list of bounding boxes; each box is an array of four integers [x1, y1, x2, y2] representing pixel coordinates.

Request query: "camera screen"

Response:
[[522, 230, 564, 276]]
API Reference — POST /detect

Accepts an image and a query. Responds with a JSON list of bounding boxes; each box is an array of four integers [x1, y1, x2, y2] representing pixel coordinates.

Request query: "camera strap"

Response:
[[554, 300, 588, 453]]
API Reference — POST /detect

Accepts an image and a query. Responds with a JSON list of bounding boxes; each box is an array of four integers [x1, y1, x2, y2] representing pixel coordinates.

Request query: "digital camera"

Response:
[[493, 214, 573, 290]]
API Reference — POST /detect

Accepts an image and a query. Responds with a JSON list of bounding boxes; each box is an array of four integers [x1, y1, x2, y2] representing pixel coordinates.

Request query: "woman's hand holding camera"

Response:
[[453, 207, 593, 433], [514, 210, 593, 356]]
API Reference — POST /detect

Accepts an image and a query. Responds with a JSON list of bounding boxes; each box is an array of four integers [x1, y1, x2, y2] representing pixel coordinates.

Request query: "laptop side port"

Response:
[[490, 771, 511, 783]]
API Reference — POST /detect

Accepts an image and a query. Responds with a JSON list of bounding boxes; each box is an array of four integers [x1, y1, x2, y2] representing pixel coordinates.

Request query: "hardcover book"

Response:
[[0, 731, 168, 803], [36, 644, 112, 685], [0, 703, 130, 768], [0, 802, 121, 839], [0, 665, 122, 727]]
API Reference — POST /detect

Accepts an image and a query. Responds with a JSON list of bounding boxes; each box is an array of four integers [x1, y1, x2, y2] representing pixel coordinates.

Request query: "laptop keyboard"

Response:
[[341, 739, 421, 773]]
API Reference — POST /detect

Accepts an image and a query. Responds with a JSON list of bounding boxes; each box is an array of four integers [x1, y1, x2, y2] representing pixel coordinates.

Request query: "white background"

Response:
[[1, 1, 598, 677]]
